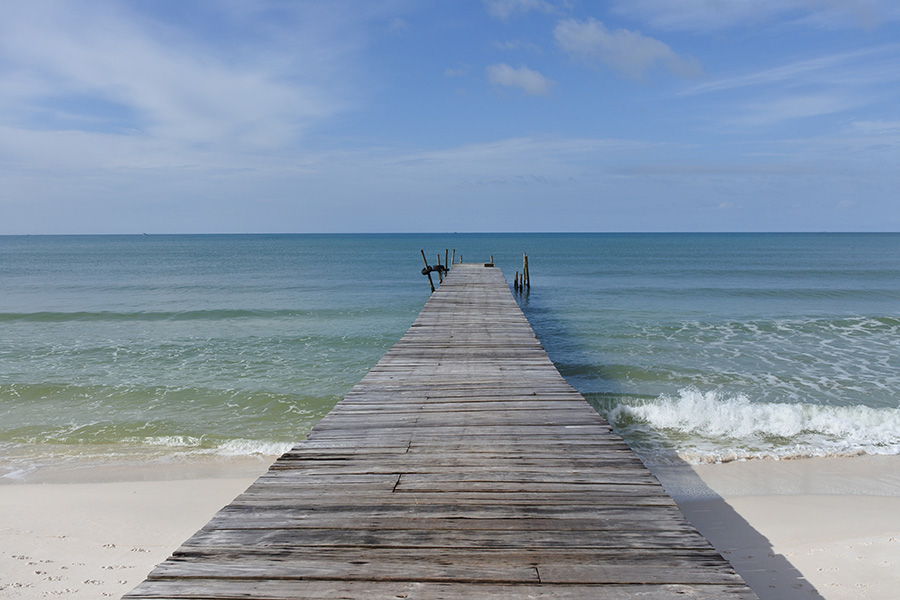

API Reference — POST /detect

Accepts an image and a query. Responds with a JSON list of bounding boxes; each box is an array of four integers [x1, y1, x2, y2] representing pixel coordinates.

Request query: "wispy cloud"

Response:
[[444, 66, 468, 78], [493, 39, 544, 53], [681, 46, 897, 96], [737, 93, 860, 126], [612, 0, 900, 32], [679, 45, 900, 127], [484, 0, 561, 20], [0, 1, 361, 155], [486, 63, 555, 95], [554, 18, 700, 80], [849, 120, 900, 135]]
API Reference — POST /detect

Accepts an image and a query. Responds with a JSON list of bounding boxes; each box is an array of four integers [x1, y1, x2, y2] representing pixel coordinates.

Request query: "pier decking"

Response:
[[125, 263, 758, 599]]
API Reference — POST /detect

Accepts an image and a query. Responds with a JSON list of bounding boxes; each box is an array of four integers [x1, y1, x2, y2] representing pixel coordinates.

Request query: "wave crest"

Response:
[[605, 387, 900, 463]]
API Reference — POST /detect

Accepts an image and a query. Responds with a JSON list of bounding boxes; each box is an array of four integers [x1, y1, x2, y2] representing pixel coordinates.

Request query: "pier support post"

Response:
[[420, 249, 435, 293]]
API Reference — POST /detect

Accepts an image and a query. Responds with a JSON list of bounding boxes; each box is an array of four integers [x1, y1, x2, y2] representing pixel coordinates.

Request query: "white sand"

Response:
[[2, 455, 899, 599], [0, 460, 271, 599], [653, 455, 900, 600]]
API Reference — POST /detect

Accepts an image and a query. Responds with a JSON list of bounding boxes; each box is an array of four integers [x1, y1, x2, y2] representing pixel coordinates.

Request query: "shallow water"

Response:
[[2, 233, 899, 479]]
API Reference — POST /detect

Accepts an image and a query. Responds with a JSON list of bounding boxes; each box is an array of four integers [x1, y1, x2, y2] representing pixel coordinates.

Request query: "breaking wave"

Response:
[[603, 387, 900, 464]]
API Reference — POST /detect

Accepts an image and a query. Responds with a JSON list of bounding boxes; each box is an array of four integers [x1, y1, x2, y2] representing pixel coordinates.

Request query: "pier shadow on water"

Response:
[[516, 288, 823, 600]]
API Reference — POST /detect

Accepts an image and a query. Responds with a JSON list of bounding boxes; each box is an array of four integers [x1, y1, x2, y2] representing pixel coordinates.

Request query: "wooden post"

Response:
[[524, 253, 530, 290], [437, 254, 443, 284], [421, 249, 435, 293], [514, 271, 520, 292], [451, 249, 455, 266], [445, 249, 449, 272]]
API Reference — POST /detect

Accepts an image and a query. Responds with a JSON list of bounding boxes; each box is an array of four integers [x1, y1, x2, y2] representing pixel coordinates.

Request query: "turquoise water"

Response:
[[2, 233, 900, 478]]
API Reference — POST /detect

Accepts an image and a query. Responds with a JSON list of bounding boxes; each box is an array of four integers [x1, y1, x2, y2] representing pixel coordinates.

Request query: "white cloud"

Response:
[[849, 120, 900, 134], [486, 63, 555, 95], [612, 0, 900, 32], [484, 0, 560, 19], [493, 39, 544, 53], [0, 1, 358, 153], [678, 45, 900, 128], [681, 46, 895, 96], [737, 93, 859, 126], [554, 18, 700, 80]]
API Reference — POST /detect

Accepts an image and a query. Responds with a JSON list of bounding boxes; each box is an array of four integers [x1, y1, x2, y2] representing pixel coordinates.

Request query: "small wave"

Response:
[[604, 387, 900, 463], [215, 439, 295, 456], [142, 435, 205, 448], [140, 436, 292, 457], [0, 308, 394, 323], [1, 467, 34, 481]]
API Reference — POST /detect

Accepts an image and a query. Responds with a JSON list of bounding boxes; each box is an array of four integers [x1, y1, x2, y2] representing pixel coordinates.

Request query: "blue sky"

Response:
[[1, 0, 899, 233]]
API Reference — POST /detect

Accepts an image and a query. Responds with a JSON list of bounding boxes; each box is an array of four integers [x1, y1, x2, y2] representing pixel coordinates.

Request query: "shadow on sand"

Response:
[[651, 463, 824, 600]]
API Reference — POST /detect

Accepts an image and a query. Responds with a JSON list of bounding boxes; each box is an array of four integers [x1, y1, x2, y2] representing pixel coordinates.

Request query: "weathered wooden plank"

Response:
[[147, 550, 742, 585], [230, 491, 678, 507], [163, 546, 732, 565], [202, 511, 697, 532], [180, 527, 715, 550], [212, 504, 685, 521], [126, 580, 759, 600]]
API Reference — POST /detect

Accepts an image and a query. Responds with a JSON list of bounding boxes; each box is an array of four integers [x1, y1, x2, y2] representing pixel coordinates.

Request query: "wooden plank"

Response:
[[126, 580, 759, 600], [179, 527, 717, 550], [124, 263, 758, 600]]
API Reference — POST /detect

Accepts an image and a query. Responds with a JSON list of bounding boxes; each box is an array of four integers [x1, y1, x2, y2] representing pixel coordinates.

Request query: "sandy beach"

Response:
[[655, 454, 900, 600], [0, 459, 272, 600], [2, 455, 899, 600]]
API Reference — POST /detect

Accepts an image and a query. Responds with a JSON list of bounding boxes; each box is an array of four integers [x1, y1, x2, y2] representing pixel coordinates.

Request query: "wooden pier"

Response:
[[125, 263, 758, 599]]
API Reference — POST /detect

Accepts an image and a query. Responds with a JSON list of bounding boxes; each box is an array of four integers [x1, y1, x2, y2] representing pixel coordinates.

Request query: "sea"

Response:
[[2, 233, 900, 482]]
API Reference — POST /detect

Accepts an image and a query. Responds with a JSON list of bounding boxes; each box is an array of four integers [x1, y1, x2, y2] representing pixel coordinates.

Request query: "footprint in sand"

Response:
[[44, 588, 80, 596], [4, 583, 33, 589]]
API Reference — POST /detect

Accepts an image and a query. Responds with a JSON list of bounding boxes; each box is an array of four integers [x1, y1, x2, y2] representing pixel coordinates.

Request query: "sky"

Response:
[[1, 0, 900, 234]]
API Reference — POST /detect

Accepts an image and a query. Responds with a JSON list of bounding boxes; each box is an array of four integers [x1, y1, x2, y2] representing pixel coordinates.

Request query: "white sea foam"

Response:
[[143, 435, 204, 448], [607, 387, 900, 463], [1, 467, 33, 480], [140, 435, 292, 457], [215, 439, 294, 457]]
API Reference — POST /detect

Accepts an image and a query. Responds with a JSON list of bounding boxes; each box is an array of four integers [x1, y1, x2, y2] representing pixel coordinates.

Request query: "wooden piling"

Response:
[[420, 249, 435, 293], [524, 252, 530, 289]]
